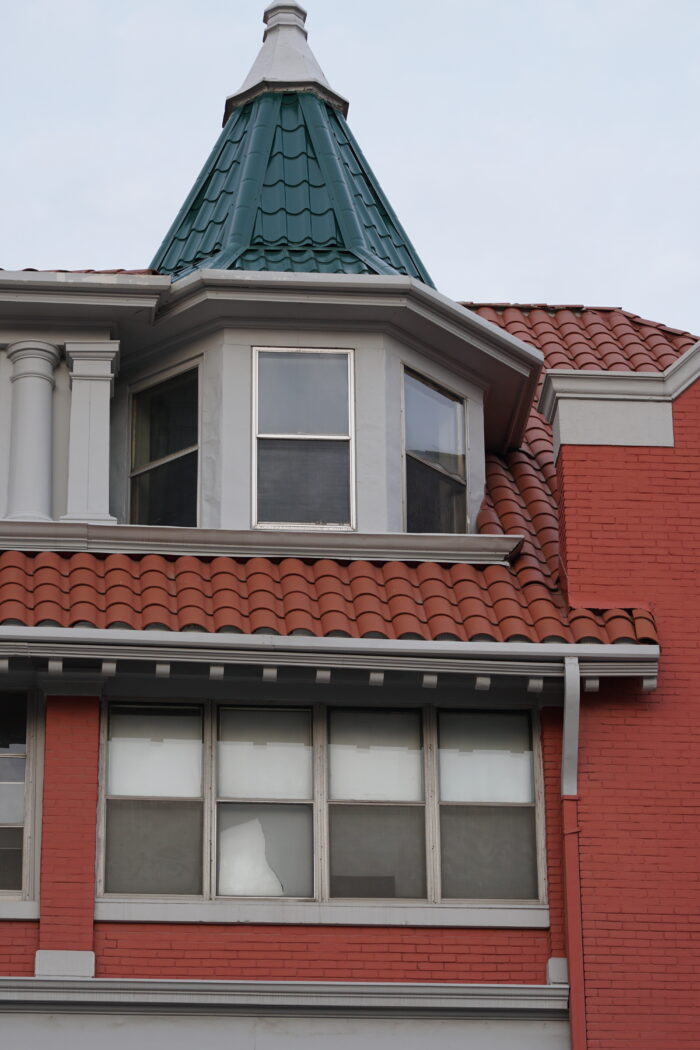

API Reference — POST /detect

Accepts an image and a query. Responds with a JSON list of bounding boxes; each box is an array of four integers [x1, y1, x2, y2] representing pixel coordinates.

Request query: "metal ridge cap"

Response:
[[223, 81, 349, 122], [0, 521, 522, 564], [0, 976, 568, 1015], [0, 625, 661, 663]]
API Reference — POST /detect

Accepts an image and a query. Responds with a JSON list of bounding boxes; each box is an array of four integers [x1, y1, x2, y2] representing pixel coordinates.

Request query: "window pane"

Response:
[[406, 455, 466, 533], [405, 373, 464, 476], [259, 351, 348, 435], [218, 803, 313, 897], [132, 370, 198, 469], [105, 799, 203, 895], [0, 827, 23, 891], [439, 712, 534, 804], [108, 706, 202, 798], [0, 757, 25, 782], [0, 695, 26, 753], [0, 783, 24, 824], [329, 804, 426, 898], [329, 709, 423, 802], [257, 439, 350, 524], [218, 709, 312, 800], [131, 450, 197, 527], [440, 805, 538, 899]]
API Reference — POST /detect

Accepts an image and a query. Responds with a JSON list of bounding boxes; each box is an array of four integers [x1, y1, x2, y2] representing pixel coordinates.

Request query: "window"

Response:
[[255, 348, 353, 528], [101, 703, 539, 903], [130, 369, 198, 527], [0, 695, 28, 893], [404, 371, 467, 533]]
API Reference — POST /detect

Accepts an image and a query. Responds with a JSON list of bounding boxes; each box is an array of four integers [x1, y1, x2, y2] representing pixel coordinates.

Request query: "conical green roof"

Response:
[[151, 90, 433, 285]]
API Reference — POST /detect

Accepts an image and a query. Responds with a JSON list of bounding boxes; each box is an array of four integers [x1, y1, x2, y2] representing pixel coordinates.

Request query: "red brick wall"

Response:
[[0, 921, 39, 975], [555, 380, 700, 1048], [39, 695, 100, 952]]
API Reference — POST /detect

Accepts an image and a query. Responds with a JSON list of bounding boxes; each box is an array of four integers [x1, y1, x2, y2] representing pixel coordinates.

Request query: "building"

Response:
[[0, 3, 698, 1047]]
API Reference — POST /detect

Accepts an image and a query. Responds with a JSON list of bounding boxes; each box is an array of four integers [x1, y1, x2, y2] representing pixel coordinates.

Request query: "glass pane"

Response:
[[0, 783, 24, 823], [217, 803, 313, 897], [132, 370, 198, 469], [130, 450, 197, 527], [105, 799, 203, 895], [108, 706, 202, 798], [439, 712, 534, 804], [0, 757, 25, 782], [406, 455, 466, 533], [329, 804, 426, 898], [258, 351, 348, 435], [218, 709, 312, 800], [0, 826, 23, 891], [329, 709, 423, 801], [0, 696, 26, 753], [405, 372, 464, 476], [257, 439, 350, 525], [440, 805, 538, 899]]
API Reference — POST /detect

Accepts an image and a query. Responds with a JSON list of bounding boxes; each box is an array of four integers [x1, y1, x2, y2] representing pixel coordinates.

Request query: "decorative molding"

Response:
[[94, 898, 550, 929], [0, 520, 523, 565], [0, 626, 661, 683], [0, 977, 569, 1018]]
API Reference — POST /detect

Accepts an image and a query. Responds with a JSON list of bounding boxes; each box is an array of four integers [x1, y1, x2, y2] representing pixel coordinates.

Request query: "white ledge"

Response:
[[95, 898, 549, 929], [0, 977, 569, 1017], [0, 521, 522, 565], [0, 900, 39, 920]]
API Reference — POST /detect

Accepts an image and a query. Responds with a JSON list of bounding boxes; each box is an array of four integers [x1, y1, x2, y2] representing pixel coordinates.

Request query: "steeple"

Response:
[[151, 4, 433, 286]]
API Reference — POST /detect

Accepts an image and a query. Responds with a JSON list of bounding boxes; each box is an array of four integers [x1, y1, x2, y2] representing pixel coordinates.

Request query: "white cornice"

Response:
[[0, 977, 568, 1017], [0, 520, 522, 565]]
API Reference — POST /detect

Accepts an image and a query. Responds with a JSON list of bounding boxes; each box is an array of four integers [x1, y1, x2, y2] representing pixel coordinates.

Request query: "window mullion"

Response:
[[313, 704, 329, 902], [203, 702, 215, 900], [423, 705, 441, 904]]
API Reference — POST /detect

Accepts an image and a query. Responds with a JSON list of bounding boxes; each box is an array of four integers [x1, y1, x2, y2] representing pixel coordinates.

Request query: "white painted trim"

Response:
[[0, 520, 522, 564], [0, 900, 39, 919], [35, 950, 95, 978], [0, 977, 569, 1017], [94, 898, 550, 928]]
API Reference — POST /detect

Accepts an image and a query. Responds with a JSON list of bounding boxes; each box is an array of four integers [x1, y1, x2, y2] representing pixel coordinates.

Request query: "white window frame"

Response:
[[0, 690, 43, 915], [401, 366, 469, 534], [96, 699, 546, 918], [252, 346, 356, 531], [127, 359, 202, 527]]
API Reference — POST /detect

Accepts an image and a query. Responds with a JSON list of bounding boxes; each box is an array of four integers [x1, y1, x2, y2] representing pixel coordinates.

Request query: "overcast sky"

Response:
[[1, 0, 698, 332]]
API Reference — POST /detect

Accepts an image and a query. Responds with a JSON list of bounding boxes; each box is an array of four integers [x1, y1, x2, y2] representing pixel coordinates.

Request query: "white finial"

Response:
[[223, 2, 348, 124]]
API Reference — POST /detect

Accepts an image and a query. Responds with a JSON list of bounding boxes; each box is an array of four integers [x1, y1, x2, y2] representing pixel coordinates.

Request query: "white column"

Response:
[[6, 340, 60, 521], [61, 341, 120, 524]]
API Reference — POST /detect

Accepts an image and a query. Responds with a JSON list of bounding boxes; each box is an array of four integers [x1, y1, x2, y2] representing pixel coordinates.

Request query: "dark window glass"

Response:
[[258, 352, 348, 435], [105, 799, 203, 895], [329, 804, 426, 899], [131, 450, 197, 527], [217, 803, 313, 897], [0, 827, 23, 891], [406, 456, 466, 533], [132, 371, 198, 469], [0, 695, 26, 752], [440, 805, 538, 899], [257, 439, 350, 524]]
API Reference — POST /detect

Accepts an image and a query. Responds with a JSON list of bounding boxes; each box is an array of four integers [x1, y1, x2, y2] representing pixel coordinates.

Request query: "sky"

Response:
[[1, 0, 699, 333]]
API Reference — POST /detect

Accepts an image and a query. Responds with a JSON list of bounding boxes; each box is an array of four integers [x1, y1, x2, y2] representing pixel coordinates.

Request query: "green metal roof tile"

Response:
[[151, 90, 433, 286]]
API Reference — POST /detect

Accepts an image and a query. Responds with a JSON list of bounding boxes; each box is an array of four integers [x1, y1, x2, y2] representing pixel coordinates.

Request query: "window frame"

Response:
[[127, 359, 202, 528], [96, 698, 546, 910], [0, 690, 43, 909], [401, 366, 469, 534], [252, 346, 356, 532]]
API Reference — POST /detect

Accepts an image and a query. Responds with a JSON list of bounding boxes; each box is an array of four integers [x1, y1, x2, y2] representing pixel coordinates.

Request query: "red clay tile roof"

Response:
[[466, 303, 697, 373], [0, 550, 656, 645]]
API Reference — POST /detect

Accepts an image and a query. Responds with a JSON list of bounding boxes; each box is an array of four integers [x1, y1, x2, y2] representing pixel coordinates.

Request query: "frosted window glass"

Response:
[[439, 712, 534, 803], [217, 803, 313, 897], [218, 709, 313, 800], [405, 373, 464, 477], [258, 352, 348, 435], [329, 709, 423, 801], [0, 782, 24, 823], [108, 706, 202, 798]]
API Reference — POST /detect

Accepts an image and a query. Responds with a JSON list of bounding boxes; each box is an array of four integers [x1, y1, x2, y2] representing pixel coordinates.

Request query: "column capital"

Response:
[[65, 341, 120, 388], [7, 340, 60, 379]]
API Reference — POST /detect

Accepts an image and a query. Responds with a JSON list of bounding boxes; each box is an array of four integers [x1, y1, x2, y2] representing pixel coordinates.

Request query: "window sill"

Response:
[[0, 899, 39, 919], [95, 899, 549, 928]]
